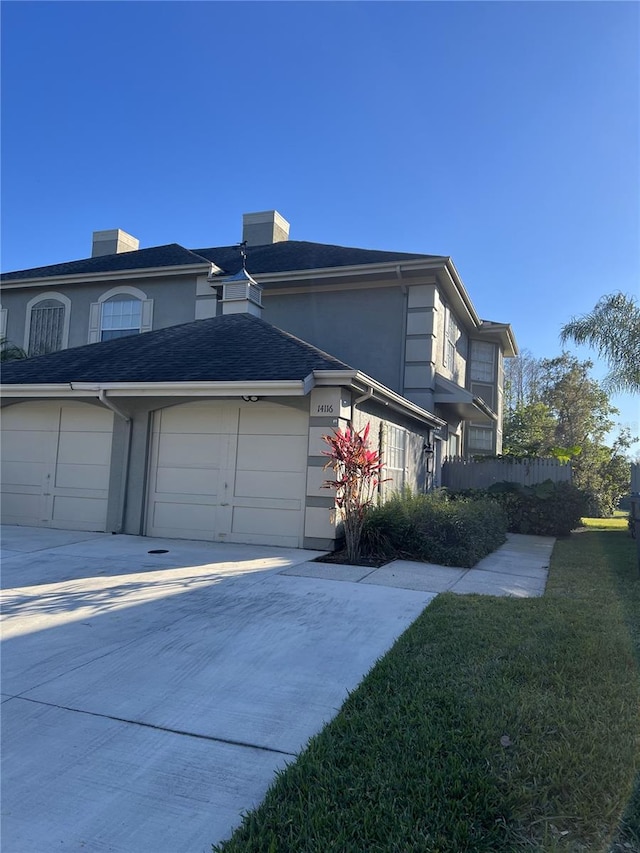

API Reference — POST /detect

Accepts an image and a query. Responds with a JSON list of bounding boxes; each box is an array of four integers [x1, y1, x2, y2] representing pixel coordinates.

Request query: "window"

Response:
[[470, 341, 496, 382], [443, 307, 458, 371], [24, 292, 70, 356], [101, 298, 142, 341], [468, 426, 493, 452], [88, 286, 153, 343], [385, 425, 406, 493]]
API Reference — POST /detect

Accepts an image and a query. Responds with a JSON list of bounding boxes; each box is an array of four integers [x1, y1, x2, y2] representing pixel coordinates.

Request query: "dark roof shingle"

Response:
[[0, 314, 352, 385], [1, 244, 210, 282], [1, 240, 444, 282]]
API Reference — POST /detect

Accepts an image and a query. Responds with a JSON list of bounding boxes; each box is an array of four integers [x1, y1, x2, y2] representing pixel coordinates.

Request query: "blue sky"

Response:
[[2, 1, 638, 449]]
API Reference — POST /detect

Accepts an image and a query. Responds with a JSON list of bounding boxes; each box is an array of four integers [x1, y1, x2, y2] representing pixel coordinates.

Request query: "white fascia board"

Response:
[[0, 380, 309, 398], [0, 263, 211, 290], [1, 384, 82, 397], [312, 370, 445, 428], [439, 261, 481, 329]]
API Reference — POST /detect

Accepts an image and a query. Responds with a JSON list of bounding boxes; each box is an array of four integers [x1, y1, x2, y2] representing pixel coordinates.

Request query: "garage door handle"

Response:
[[220, 502, 230, 506]]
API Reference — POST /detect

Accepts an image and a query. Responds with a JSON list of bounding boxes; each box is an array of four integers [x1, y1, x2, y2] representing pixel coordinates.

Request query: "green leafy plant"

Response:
[[0, 337, 27, 362], [361, 489, 507, 567], [485, 479, 590, 536], [322, 423, 387, 563]]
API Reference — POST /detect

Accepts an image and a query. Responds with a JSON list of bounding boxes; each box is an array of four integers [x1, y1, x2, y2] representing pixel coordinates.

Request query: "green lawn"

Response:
[[214, 525, 640, 853]]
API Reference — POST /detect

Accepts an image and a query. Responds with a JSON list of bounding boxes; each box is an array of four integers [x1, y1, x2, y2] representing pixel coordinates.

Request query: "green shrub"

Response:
[[361, 490, 507, 568], [491, 480, 589, 536], [449, 480, 590, 537]]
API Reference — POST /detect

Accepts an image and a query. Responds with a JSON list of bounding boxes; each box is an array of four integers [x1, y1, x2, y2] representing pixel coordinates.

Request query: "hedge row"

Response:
[[449, 480, 590, 537], [361, 491, 507, 568]]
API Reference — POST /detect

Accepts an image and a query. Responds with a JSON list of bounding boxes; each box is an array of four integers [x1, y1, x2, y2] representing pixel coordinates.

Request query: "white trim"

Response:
[[0, 306, 7, 338], [0, 380, 311, 398], [1, 370, 445, 427], [97, 285, 149, 303], [313, 369, 445, 428], [88, 286, 153, 343], [23, 291, 71, 354]]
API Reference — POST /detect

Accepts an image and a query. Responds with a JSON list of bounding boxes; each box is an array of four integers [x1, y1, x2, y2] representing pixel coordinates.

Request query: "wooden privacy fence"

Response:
[[441, 457, 572, 491]]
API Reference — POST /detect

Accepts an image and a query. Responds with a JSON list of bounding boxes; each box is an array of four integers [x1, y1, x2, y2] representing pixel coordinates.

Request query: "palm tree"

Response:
[[0, 337, 27, 362], [560, 293, 640, 394]]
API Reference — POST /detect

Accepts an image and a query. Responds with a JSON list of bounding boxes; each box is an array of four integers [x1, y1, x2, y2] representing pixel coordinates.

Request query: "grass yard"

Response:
[[214, 523, 640, 853]]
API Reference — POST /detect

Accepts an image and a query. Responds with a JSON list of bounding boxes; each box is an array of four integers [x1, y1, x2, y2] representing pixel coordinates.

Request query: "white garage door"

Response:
[[1, 401, 114, 531], [146, 401, 308, 547]]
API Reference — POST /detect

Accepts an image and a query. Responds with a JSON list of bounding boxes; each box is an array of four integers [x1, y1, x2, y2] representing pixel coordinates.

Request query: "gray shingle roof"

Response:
[[1, 244, 210, 282], [0, 314, 352, 384], [193, 241, 444, 276], [1, 240, 444, 282]]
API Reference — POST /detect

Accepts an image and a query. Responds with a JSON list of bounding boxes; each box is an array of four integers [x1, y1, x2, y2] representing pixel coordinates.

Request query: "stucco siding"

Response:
[[1, 275, 199, 351], [263, 287, 405, 393]]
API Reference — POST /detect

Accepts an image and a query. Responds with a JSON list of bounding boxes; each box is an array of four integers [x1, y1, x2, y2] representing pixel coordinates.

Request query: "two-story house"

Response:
[[0, 211, 517, 549]]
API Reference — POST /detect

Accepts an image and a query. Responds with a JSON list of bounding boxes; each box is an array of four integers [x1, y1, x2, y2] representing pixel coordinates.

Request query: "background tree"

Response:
[[502, 402, 556, 457], [560, 292, 640, 394], [502, 352, 634, 516]]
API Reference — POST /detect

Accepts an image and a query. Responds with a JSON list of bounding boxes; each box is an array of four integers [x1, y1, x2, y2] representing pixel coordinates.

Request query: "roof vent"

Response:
[[92, 229, 139, 258], [242, 210, 289, 246], [220, 268, 263, 317]]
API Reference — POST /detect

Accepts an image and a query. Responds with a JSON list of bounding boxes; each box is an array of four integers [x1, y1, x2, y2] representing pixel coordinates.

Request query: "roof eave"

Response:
[[313, 369, 445, 428], [0, 379, 313, 398], [253, 256, 449, 286], [0, 262, 212, 289]]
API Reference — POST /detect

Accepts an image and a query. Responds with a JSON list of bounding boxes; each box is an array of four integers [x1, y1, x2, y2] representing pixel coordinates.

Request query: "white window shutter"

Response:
[[140, 299, 154, 333], [0, 308, 7, 338], [88, 302, 101, 343]]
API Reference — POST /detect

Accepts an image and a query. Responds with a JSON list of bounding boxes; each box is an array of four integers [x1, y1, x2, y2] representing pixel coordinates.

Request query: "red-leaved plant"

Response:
[[321, 422, 387, 563]]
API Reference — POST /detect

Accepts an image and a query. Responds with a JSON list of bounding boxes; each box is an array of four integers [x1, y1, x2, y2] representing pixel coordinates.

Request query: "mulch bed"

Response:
[[314, 551, 390, 568]]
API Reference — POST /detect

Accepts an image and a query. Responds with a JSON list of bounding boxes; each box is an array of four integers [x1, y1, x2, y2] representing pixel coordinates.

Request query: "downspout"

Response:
[[98, 390, 131, 422], [351, 386, 374, 427], [97, 390, 132, 534]]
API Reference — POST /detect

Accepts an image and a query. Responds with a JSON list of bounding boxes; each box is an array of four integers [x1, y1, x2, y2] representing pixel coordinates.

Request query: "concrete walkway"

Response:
[[1, 526, 554, 852], [282, 533, 555, 598]]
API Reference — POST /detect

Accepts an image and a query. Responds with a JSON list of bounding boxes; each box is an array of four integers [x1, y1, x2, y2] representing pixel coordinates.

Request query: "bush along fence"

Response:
[[441, 456, 572, 490]]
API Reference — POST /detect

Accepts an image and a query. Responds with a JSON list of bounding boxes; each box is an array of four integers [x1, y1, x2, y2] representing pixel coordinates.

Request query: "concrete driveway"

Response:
[[0, 526, 435, 853]]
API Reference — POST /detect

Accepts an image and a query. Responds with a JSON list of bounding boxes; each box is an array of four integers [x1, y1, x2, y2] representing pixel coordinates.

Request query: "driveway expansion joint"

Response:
[[9, 694, 298, 757]]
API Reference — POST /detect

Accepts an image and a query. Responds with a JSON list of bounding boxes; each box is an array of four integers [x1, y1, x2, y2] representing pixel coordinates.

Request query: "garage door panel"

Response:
[[146, 402, 307, 547], [0, 492, 45, 524], [52, 496, 108, 528], [154, 467, 221, 497], [1, 404, 58, 431], [158, 405, 232, 435], [59, 406, 112, 432], [1, 461, 45, 488], [150, 501, 216, 537], [1, 402, 113, 532], [239, 407, 307, 436], [57, 432, 112, 466], [234, 470, 304, 501], [1, 431, 53, 464], [236, 435, 307, 473], [231, 506, 301, 537], [54, 463, 110, 491], [156, 433, 227, 468]]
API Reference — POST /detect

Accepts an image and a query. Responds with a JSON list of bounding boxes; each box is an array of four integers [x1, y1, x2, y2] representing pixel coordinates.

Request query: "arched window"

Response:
[[88, 286, 153, 344], [24, 292, 71, 356]]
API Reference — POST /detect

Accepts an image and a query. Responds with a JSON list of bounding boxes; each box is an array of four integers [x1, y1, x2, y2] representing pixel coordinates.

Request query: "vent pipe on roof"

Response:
[[92, 229, 139, 258], [242, 210, 290, 246]]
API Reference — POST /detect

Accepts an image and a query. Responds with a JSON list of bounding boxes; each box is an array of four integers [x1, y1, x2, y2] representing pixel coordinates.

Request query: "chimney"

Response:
[[242, 210, 290, 247], [92, 229, 139, 258]]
